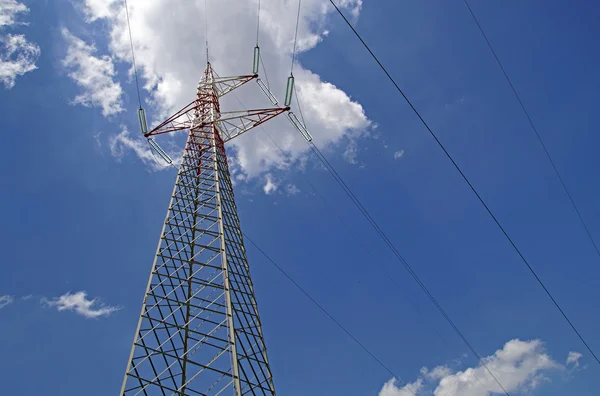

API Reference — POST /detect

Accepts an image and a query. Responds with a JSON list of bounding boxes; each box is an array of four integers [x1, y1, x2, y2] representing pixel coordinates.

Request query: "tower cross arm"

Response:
[[144, 100, 198, 137], [217, 107, 290, 143], [203, 73, 258, 98], [145, 105, 289, 141]]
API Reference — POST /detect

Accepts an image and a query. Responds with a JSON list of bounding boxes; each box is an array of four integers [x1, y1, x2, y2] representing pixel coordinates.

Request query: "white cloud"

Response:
[[42, 291, 120, 319], [0, 295, 13, 309], [76, 0, 370, 177], [394, 149, 404, 160], [61, 28, 123, 117], [263, 173, 278, 195], [286, 183, 300, 195], [78, 0, 119, 22], [109, 127, 177, 171], [0, 1, 40, 88], [0, 33, 39, 88], [380, 378, 422, 396], [379, 339, 560, 396], [566, 351, 582, 367], [423, 366, 452, 381], [343, 139, 358, 164], [0, 0, 28, 27]]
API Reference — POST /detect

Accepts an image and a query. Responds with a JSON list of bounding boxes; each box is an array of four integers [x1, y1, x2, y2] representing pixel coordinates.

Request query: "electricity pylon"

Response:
[[121, 63, 288, 395]]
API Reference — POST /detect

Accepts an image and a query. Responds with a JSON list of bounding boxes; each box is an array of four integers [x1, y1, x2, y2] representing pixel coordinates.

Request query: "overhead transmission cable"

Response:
[[282, 0, 313, 142], [124, 0, 142, 108], [290, 0, 302, 75], [263, 3, 491, 391], [256, 0, 261, 46], [253, 0, 274, 97], [243, 233, 417, 396], [327, 0, 600, 366], [304, 127, 503, 395], [232, 88, 451, 352], [204, 0, 209, 62], [282, 44, 495, 393], [250, 3, 496, 393], [460, 0, 600, 262], [123, 0, 173, 166], [240, 15, 457, 350]]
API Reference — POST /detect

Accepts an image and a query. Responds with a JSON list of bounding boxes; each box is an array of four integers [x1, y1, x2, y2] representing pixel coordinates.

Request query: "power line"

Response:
[[256, 0, 261, 46], [243, 232, 417, 396], [306, 141, 504, 395], [290, 0, 302, 74], [204, 0, 209, 62], [461, 0, 600, 270], [232, 89, 452, 351], [285, 27, 496, 396], [123, 0, 142, 108], [327, 0, 600, 366]]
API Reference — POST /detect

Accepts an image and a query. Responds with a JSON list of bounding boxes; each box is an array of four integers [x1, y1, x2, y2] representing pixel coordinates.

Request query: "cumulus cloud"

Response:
[[0, 1, 40, 88], [379, 339, 560, 396], [380, 378, 422, 396], [61, 28, 124, 117], [75, 0, 370, 177], [263, 173, 278, 195], [394, 149, 404, 160], [0, 295, 14, 309], [42, 291, 120, 319]]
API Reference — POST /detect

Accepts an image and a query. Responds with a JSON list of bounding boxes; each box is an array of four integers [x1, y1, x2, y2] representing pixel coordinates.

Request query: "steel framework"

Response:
[[121, 63, 288, 396]]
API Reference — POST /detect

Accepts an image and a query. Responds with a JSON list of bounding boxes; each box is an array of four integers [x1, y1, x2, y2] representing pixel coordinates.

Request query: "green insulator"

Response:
[[284, 75, 295, 107], [253, 46, 260, 74], [138, 108, 148, 135]]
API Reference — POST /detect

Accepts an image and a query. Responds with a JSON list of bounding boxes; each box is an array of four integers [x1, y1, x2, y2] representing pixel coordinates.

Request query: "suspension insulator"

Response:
[[147, 138, 173, 165], [253, 46, 260, 75], [284, 75, 295, 107], [288, 111, 312, 142], [257, 78, 278, 106], [138, 108, 148, 136]]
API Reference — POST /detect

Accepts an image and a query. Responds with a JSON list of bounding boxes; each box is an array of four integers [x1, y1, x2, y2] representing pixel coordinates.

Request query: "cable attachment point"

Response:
[[288, 111, 312, 142]]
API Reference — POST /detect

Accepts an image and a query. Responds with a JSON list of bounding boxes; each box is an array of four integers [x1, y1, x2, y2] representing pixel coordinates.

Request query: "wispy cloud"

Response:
[[61, 28, 123, 117], [0, 295, 14, 309], [0, 0, 28, 28], [286, 184, 300, 196], [393, 149, 404, 160], [109, 127, 176, 171], [0, 1, 39, 88], [566, 351, 583, 368], [343, 139, 358, 164], [42, 291, 120, 319]]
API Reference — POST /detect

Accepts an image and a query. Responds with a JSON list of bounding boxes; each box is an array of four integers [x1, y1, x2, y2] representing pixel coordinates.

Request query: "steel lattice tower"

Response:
[[121, 63, 288, 396]]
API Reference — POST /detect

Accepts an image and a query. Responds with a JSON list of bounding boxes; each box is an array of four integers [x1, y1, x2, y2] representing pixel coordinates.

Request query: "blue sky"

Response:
[[1, 0, 599, 395]]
